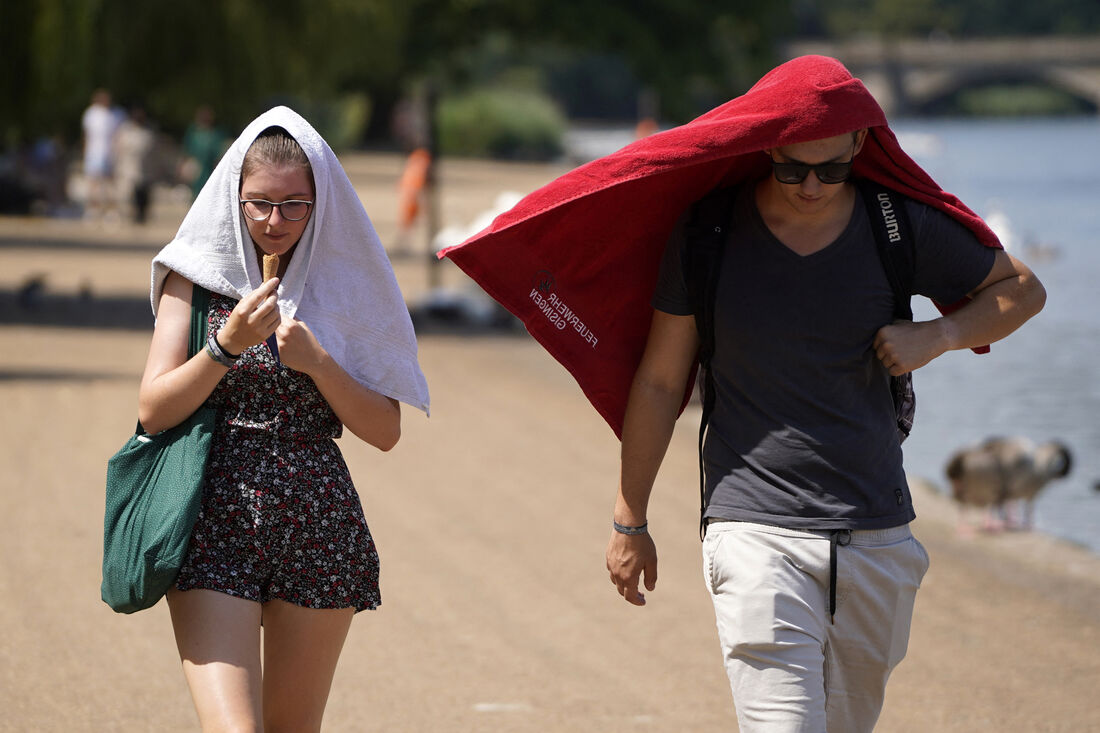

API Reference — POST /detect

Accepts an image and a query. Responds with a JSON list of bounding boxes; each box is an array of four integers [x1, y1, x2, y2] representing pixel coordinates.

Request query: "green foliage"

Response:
[[821, 0, 958, 37], [512, 0, 795, 121], [4, 0, 1100, 154], [938, 85, 1094, 117], [812, 0, 1100, 38], [290, 95, 373, 151], [2, 0, 794, 148], [437, 87, 565, 160], [2, 0, 410, 146]]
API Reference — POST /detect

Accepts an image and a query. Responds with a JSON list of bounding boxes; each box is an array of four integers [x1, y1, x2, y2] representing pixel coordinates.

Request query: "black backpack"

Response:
[[682, 180, 916, 538]]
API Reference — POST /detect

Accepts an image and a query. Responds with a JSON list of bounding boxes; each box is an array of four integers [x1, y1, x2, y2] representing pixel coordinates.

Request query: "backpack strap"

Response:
[[682, 185, 738, 539], [855, 180, 917, 443], [857, 180, 915, 320]]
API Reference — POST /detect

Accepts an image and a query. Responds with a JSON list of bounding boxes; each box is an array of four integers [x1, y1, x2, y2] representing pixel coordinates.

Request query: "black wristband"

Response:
[[205, 333, 239, 368], [213, 332, 240, 359], [613, 520, 649, 536]]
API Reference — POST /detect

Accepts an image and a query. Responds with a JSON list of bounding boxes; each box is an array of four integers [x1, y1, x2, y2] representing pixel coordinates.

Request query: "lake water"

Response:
[[892, 117, 1100, 554], [566, 117, 1100, 553]]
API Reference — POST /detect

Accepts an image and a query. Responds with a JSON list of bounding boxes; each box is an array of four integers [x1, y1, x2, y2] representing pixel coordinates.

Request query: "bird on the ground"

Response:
[[944, 436, 1072, 531]]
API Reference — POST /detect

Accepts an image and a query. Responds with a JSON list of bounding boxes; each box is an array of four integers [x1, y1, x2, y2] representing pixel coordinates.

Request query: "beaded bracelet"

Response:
[[205, 333, 240, 368], [613, 520, 649, 536]]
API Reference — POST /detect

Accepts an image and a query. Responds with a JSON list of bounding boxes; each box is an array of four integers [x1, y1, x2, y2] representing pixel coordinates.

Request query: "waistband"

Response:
[[705, 519, 914, 624], [704, 519, 913, 547]]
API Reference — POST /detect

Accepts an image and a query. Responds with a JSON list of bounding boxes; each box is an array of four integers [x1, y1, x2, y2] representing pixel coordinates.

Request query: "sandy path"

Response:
[[0, 154, 1096, 731]]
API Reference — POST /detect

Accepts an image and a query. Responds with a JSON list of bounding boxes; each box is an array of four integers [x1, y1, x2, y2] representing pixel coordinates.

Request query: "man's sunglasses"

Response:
[[770, 156, 855, 185]]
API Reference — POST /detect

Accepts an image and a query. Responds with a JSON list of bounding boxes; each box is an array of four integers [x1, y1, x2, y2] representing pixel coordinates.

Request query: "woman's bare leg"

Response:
[[260, 599, 355, 733], [167, 588, 263, 732]]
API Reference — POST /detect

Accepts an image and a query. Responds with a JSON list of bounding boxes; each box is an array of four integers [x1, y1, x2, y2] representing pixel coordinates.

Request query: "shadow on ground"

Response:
[[1, 281, 527, 337], [0, 367, 136, 382], [0, 235, 162, 254], [0, 286, 154, 330]]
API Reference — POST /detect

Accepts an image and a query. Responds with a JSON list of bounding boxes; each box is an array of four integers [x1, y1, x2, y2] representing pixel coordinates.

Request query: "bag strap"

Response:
[[189, 283, 210, 356], [856, 180, 917, 443], [135, 283, 210, 435], [856, 180, 915, 321], [682, 186, 738, 540]]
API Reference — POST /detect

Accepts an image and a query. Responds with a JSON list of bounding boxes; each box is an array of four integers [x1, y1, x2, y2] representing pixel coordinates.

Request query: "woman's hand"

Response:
[[217, 278, 281, 355], [276, 316, 326, 375], [276, 315, 402, 450]]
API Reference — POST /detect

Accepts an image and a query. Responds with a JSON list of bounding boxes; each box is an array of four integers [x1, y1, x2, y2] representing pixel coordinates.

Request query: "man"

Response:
[[440, 54, 1046, 732], [605, 93, 1045, 731], [81, 88, 120, 220]]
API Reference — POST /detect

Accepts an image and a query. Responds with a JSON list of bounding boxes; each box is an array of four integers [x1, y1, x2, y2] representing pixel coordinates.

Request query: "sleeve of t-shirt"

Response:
[[909, 200, 998, 304], [651, 210, 694, 316]]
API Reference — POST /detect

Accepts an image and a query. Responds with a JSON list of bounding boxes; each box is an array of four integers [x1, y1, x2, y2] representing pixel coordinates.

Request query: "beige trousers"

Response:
[[702, 520, 929, 733]]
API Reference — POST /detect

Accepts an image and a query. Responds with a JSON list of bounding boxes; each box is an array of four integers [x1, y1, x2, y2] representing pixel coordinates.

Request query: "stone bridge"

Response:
[[782, 36, 1100, 115]]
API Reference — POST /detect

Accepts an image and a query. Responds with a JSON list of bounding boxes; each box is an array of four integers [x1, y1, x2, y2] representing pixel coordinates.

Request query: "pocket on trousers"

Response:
[[701, 530, 726, 596], [911, 535, 931, 584]]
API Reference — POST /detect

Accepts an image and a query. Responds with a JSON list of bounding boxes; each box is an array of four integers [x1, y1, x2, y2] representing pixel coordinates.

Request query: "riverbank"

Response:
[[0, 152, 1096, 731]]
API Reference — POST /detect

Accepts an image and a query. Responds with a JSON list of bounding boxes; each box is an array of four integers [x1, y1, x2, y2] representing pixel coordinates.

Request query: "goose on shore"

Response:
[[944, 436, 1072, 530]]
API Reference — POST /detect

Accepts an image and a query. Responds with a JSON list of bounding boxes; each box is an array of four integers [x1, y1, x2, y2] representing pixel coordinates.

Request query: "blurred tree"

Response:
[[949, 0, 1100, 35], [811, 0, 1100, 38], [818, 0, 959, 38], [3, 0, 411, 146], [3, 0, 792, 147], [0, 0, 35, 148], [493, 0, 793, 121], [3, 0, 1098, 151]]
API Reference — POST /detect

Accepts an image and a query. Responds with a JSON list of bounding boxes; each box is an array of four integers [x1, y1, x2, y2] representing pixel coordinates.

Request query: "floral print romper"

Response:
[[174, 292, 381, 611]]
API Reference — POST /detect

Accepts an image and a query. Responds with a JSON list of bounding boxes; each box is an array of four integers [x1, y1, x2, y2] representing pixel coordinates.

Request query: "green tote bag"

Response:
[[101, 284, 215, 613]]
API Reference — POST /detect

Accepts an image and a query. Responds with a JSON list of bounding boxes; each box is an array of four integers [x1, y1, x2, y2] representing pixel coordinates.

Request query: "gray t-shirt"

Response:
[[653, 183, 996, 529]]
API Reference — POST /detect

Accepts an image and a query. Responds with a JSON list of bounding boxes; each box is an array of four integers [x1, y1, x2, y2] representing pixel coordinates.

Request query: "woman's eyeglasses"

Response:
[[770, 155, 855, 185], [239, 198, 314, 222]]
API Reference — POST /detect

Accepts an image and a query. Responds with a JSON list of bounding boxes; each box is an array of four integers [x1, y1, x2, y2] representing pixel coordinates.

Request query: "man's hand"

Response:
[[606, 530, 658, 606], [872, 319, 949, 376], [876, 250, 1046, 376]]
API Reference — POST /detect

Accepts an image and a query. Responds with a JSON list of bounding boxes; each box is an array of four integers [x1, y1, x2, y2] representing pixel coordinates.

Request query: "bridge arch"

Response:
[[906, 66, 1100, 115], [782, 36, 1100, 117]]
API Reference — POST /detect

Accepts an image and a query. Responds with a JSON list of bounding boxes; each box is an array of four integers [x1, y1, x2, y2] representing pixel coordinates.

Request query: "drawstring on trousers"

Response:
[[829, 529, 852, 625]]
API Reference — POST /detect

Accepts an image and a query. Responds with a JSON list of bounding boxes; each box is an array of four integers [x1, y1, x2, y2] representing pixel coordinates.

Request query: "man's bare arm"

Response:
[[607, 310, 700, 606], [874, 250, 1046, 375]]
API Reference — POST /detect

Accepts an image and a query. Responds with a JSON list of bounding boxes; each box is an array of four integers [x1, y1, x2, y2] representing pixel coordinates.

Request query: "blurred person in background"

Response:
[[113, 104, 156, 224], [81, 88, 121, 220], [181, 104, 227, 201]]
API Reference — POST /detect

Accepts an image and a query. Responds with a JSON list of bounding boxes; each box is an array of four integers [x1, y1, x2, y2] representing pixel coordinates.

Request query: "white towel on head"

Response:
[[152, 106, 429, 414]]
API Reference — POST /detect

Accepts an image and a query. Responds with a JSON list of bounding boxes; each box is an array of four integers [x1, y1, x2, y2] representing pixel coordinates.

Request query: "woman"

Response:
[[139, 107, 429, 731]]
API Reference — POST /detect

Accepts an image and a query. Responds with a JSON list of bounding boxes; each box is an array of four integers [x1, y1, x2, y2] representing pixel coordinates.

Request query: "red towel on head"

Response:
[[439, 55, 1001, 438]]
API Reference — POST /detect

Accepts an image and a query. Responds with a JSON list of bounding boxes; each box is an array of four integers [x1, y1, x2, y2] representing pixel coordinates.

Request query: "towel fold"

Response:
[[153, 106, 429, 414]]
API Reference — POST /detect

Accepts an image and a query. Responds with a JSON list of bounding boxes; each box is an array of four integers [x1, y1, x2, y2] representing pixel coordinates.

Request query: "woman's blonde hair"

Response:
[[241, 126, 315, 194]]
